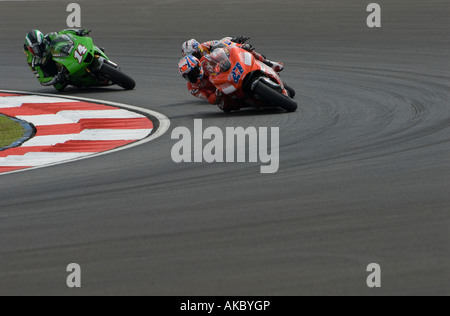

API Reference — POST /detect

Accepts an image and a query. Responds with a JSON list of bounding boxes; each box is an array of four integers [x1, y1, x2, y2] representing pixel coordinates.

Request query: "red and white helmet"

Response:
[[178, 55, 204, 84]]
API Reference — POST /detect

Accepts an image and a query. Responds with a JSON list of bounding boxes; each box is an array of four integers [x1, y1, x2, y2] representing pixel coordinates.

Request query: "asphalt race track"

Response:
[[0, 0, 449, 295]]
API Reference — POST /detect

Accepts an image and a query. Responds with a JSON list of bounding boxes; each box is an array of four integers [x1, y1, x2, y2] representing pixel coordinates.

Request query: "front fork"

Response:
[[250, 76, 289, 98], [90, 56, 118, 73]]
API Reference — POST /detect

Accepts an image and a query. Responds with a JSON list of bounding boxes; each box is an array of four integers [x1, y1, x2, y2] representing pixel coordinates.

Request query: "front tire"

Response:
[[99, 63, 136, 90], [284, 83, 296, 98], [253, 81, 297, 112]]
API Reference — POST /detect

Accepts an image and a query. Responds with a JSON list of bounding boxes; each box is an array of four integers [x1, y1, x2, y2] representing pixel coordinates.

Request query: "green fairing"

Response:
[[25, 29, 111, 90]]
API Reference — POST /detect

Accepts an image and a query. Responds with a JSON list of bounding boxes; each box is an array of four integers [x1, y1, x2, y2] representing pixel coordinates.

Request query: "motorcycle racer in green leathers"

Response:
[[24, 29, 94, 91]]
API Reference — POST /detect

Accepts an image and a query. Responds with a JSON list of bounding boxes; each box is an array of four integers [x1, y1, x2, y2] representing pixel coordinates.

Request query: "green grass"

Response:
[[0, 115, 25, 149]]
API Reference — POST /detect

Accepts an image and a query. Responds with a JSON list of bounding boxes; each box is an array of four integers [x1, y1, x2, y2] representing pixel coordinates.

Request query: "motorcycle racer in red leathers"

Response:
[[179, 36, 285, 112], [178, 54, 234, 111]]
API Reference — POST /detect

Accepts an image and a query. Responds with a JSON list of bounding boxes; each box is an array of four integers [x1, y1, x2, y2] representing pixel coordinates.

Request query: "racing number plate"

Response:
[[229, 62, 245, 84], [74, 44, 88, 64]]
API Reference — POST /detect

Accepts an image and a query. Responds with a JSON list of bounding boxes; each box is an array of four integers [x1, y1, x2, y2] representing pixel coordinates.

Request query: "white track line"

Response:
[[18, 110, 145, 126], [0, 152, 92, 167], [58, 110, 145, 121], [0, 95, 73, 108], [21, 134, 80, 147], [16, 114, 75, 126], [0, 90, 171, 176], [74, 129, 152, 140], [21, 129, 152, 147]]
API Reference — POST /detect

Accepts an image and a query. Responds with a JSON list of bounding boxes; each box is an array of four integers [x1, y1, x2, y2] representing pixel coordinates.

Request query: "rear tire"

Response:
[[99, 63, 136, 90], [253, 81, 298, 112]]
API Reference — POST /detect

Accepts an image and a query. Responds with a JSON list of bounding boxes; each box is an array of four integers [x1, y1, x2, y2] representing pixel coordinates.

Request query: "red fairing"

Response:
[[208, 46, 287, 96]]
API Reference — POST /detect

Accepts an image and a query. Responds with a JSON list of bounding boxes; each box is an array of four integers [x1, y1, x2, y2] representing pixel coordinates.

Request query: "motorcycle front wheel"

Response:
[[253, 81, 297, 112], [98, 63, 136, 90]]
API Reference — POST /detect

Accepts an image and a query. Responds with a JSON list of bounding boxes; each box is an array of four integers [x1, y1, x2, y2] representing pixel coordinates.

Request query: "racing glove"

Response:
[[241, 44, 255, 52], [231, 36, 251, 44], [66, 29, 92, 37], [40, 68, 68, 87], [77, 29, 92, 36], [55, 69, 69, 85], [32, 56, 44, 69]]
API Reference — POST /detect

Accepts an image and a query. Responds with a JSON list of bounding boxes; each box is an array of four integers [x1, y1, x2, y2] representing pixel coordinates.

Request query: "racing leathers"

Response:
[[187, 55, 242, 112]]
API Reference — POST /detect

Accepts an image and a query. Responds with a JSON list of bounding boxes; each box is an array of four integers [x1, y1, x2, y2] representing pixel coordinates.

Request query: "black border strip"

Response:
[[0, 114, 36, 152]]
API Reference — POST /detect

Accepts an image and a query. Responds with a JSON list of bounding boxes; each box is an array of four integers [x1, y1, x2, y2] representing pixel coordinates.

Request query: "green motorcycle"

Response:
[[27, 30, 136, 91]]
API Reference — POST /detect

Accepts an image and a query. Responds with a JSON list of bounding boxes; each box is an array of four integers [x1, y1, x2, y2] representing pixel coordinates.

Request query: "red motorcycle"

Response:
[[206, 46, 297, 112]]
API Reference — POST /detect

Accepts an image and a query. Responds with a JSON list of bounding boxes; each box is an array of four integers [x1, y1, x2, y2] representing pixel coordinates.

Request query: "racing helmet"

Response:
[[182, 39, 201, 58], [25, 30, 47, 58], [178, 55, 204, 84]]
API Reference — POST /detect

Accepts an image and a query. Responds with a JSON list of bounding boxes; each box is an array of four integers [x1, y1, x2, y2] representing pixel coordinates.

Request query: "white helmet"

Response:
[[182, 39, 201, 57], [25, 30, 47, 58]]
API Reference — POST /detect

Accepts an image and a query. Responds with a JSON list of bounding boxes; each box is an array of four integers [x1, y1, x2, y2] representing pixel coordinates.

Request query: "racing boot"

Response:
[[216, 95, 242, 113], [53, 69, 70, 92], [264, 60, 285, 73], [219, 101, 242, 113], [250, 51, 285, 73]]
